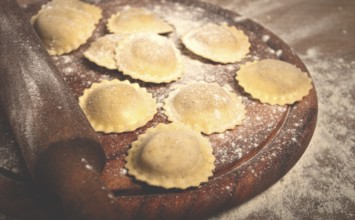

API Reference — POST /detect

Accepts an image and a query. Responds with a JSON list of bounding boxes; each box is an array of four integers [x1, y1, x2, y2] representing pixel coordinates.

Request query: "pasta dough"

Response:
[[164, 82, 246, 134], [114, 33, 183, 83], [84, 34, 125, 69], [107, 7, 173, 34], [125, 123, 215, 189], [79, 80, 157, 133], [41, 0, 102, 23], [182, 23, 250, 63], [236, 59, 313, 105], [31, 0, 102, 55]]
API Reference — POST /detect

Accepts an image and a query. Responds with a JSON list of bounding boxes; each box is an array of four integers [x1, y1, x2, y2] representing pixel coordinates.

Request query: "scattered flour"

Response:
[[209, 48, 355, 220], [2, 1, 353, 219]]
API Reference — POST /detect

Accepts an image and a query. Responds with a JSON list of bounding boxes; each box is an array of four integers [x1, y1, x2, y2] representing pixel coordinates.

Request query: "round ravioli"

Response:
[[125, 123, 215, 189], [115, 33, 183, 83], [79, 80, 157, 133], [107, 7, 173, 34], [43, 0, 102, 23], [31, 0, 102, 55], [164, 83, 246, 134], [236, 59, 313, 105], [182, 23, 250, 63], [84, 34, 126, 69]]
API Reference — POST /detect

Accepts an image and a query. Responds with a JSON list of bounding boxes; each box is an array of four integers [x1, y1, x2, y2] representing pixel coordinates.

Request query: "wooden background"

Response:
[[200, 0, 355, 219]]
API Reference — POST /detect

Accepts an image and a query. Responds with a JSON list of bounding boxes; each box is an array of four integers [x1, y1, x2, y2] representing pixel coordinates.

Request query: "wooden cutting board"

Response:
[[0, 0, 317, 219]]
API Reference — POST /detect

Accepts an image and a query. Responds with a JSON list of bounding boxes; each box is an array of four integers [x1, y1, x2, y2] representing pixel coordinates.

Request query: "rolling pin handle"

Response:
[[0, 0, 126, 219], [34, 138, 123, 220]]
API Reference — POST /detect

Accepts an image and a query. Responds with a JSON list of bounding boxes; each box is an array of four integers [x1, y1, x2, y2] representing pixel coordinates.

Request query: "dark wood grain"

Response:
[[0, 0, 317, 219]]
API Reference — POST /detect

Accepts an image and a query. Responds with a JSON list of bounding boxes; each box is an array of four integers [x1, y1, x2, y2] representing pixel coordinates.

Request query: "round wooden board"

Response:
[[0, 0, 317, 219]]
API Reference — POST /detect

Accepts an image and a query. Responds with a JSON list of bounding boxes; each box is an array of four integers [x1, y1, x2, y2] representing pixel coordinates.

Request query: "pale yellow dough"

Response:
[[31, 0, 102, 55], [114, 33, 183, 83], [125, 123, 215, 189], [79, 80, 157, 133], [164, 82, 246, 134], [84, 34, 126, 70], [182, 23, 250, 63], [40, 0, 102, 23], [236, 59, 313, 105], [107, 7, 173, 34]]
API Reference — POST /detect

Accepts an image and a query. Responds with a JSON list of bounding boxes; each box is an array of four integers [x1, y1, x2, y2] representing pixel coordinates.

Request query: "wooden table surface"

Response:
[[1, 0, 354, 219], [199, 0, 355, 219]]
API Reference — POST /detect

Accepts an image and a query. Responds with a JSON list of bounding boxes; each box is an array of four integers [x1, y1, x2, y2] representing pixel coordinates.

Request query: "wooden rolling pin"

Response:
[[0, 0, 123, 219]]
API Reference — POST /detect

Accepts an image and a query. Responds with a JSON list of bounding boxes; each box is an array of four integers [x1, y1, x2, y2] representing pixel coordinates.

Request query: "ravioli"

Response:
[[79, 80, 157, 133], [125, 123, 215, 189], [84, 34, 126, 69], [182, 23, 250, 63], [41, 0, 102, 23], [107, 7, 173, 34], [164, 82, 246, 134], [114, 33, 183, 83], [31, 0, 102, 55], [236, 59, 313, 105]]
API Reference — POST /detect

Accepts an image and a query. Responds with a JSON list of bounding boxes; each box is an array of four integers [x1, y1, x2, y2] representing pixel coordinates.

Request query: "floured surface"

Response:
[[19, 0, 290, 187], [0, 0, 319, 219], [202, 0, 355, 219], [210, 49, 355, 220], [0, 109, 25, 177], [44, 0, 291, 191]]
